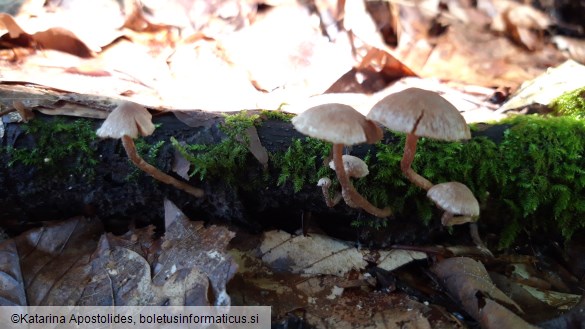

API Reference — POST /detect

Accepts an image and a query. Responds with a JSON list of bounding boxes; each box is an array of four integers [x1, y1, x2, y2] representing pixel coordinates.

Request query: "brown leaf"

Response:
[[153, 199, 237, 305], [0, 205, 235, 306], [10, 217, 103, 305], [479, 298, 539, 329], [539, 296, 585, 329], [326, 47, 417, 94], [432, 257, 523, 320], [221, 3, 352, 99], [231, 232, 458, 328], [0, 14, 93, 57], [79, 237, 211, 306], [0, 240, 26, 305], [491, 0, 551, 51], [259, 230, 367, 276], [0, 13, 27, 38], [32, 27, 93, 58]]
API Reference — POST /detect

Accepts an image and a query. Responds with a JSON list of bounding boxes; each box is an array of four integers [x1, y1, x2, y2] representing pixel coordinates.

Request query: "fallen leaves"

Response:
[[1, 0, 576, 113], [0, 200, 236, 306]]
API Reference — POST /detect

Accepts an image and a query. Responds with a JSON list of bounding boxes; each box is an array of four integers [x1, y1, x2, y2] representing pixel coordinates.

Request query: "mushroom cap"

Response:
[[292, 103, 381, 145], [427, 182, 480, 217], [317, 177, 332, 187], [367, 88, 471, 141], [96, 101, 155, 139], [329, 155, 369, 178]]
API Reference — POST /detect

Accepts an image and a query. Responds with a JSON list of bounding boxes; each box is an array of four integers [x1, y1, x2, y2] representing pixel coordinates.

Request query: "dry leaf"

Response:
[[479, 298, 539, 329], [496, 60, 585, 113], [80, 236, 211, 306], [153, 199, 237, 306], [553, 36, 585, 65], [231, 232, 458, 328], [2, 217, 103, 305], [221, 3, 353, 100], [0, 202, 236, 307], [377, 249, 427, 272], [260, 230, 367, 276], [490, 0, 551, 51], [259, 230, 426, 277], [432, 257, 523, 320], [0, 13, 93, 57], [0, 240, 26, 305]]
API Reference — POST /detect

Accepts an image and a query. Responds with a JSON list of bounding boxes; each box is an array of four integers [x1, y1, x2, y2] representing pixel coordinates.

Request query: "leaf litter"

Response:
[[0, 200, 236, 306]]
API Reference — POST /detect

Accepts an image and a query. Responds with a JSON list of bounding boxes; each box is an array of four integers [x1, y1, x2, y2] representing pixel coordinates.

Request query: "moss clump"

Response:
[[4, 118, 98, 177], [172, 109, 585, 248], [171, 111, 259, 184], [260, 109, 295, 122], [549, 87, 585, 119], [363, 115, 585, 248], [495, 115, 585, 247], [272, 137, 331, 192]]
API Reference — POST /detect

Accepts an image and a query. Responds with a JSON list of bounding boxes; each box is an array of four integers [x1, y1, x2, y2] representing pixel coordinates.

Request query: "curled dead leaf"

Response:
[[432, 257, 523, 320]]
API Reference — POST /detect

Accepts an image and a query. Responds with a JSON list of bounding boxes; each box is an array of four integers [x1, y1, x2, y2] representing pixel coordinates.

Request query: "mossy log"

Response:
[[1, 110, 584, 248]]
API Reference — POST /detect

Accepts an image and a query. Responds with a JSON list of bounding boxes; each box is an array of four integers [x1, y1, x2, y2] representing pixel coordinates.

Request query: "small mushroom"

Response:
[[317, 177, 342, 207], [292, 103, 391, 217], [427, 182, 491, 255], [427, 182, 479, 226], [367, 88, 471, 190], [97, 101, 203, 198], [319, 155, 369, 208], [328, 154, 369, 179]]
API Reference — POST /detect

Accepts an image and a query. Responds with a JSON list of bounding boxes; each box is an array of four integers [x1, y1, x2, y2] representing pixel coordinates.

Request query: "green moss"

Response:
[[272, 137, 331, 192], [126, 139, 166, 181], [260, 109, 295, 122], [494, 115, 585, 246], [311, 115, 585, 248], [172, 109, 585, 248], [4, 118, 98, 177], [549, 87, 585, 119], [171, 111, 259, 184]]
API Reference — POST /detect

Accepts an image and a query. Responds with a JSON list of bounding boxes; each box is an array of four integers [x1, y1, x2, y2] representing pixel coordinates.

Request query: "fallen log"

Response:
[[1, 103, 584, 248]]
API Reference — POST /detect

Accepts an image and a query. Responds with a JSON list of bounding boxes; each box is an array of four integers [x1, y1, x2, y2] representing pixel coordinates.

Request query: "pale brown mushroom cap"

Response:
[[96, 101, 155, 139], [427, 182, 480, 217], [329, 155, 369, 178], [292, 103, 380, 145], [367, 88, 471, 141]]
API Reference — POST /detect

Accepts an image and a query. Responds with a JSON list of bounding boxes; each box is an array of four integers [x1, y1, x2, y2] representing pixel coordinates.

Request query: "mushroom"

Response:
[[97, 101, 204, 198], [292, 103, 391, 217], [317, 177, 342, 207], [319, 155, 369, 208], [427, 182, 479, 226], [328, 154, 369, 179], [427, 182, 492, 255], [367, 88, 471, 190]]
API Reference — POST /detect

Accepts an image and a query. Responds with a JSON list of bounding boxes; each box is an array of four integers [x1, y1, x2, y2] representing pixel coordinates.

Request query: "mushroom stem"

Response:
[[401, 133, 433, 190], [332, 143, 392, 218], [318, 178, 341, 208], [121, 135, 204, 198], [469, 222, 493, 257]]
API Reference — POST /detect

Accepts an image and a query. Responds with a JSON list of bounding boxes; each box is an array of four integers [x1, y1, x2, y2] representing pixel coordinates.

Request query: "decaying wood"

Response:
[[0, 113, 507, 242], [0, 85, 506, 243]]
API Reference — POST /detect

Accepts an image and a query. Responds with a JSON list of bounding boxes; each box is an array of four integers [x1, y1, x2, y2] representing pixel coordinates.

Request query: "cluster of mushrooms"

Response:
[[292, 88, 481, 232], [95, 88, 483, 248]]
